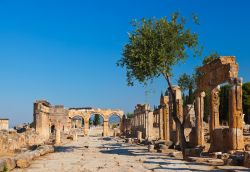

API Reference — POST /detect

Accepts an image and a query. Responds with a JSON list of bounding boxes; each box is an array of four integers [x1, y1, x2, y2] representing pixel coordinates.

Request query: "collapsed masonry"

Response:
[[123, 56, 249, 154]]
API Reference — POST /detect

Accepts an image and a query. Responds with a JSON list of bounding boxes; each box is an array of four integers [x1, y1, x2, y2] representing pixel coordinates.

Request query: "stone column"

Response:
[[147, 111, 154, 140], [172, 86, 183, 145], [159, 108, 164, 139], [210, 86, 220, 133], [84, 118, 89, 136], [176, 99, 183, 145], [195, 91, 205, 146], [228, 78, 244, 150], [103, 120, 109, 137], [55, 121, 61, 145], [164, 102, 170, 142]]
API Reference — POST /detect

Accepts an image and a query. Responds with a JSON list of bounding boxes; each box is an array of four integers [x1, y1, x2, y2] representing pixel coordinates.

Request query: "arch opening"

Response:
[[71, 115, 84, 129], [108, 113, 122, 136], [89, 114, 104, 136]]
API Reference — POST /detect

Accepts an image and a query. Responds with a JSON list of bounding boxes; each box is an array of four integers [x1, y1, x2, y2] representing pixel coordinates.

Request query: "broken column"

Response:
[[160, 95, 170, 142], [172, 86, 183, 145], [228, 78, 244, 150], [195, 91, 205, 146], [137, 131, 142, 142], [210, 86, 220, 133], [209, 86, 221, 152], [55, 127, 61, 145], [103, 119, 109, 137], [84, 117, 89, 136]]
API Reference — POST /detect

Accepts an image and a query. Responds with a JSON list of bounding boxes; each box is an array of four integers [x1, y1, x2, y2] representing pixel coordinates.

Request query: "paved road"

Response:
[[13, 136, 250, 172]]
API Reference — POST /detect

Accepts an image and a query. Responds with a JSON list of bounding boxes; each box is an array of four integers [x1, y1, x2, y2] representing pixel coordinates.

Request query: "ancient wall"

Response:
[[0, 128, 46, 155], [0, 119, 9, 130], [128, 104, 156, 140]]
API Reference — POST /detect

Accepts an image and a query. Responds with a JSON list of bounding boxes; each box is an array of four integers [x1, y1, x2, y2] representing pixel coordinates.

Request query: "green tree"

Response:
[[177, 73, 195, 105], [126, 113, 134, 119], [93, 114, 101, 126], [117, 12, 201, 150], [202, 52, 219, 65], [243, 82, 250, 123], [219, 85, 230, 124]]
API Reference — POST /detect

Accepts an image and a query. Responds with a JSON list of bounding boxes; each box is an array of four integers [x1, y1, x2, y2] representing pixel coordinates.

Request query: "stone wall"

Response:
[[0, 119, 9, 130], [0, 128, 46, 155]]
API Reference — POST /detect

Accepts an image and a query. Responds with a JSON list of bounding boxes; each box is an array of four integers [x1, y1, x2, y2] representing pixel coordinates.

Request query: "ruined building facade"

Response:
[[123, 56, 247, 153], [33, 100, 125, 140]]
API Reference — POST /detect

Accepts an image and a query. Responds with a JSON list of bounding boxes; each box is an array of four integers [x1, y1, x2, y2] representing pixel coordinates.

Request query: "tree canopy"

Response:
[[117, 12, 201, 86], [202, 52, 219, 65], [118, 12, 202, 149]]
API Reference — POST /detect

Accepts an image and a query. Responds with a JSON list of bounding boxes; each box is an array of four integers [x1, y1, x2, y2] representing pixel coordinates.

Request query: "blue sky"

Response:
[[0, 0, 249, 126]]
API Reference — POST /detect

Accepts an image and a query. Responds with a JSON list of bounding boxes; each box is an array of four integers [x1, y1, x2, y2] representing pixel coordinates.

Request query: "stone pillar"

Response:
[[169, 99, 175, 142], [159, 108, 164, 139], [195, 91, 205, 146], [228, 78, 244, 150], [210, 86, 220, 133], [55, 127, 61, 145], [176, 99, 183, 145], [147, 111, 154, 140], [209, 86, 220, 151], [73, 132, 78, 141], [137, 131, 142, 142], [164, 102, 170, 142], [172, 86, 183, 145], [84, 118, 89, 136], [103, 120, 109, 137]]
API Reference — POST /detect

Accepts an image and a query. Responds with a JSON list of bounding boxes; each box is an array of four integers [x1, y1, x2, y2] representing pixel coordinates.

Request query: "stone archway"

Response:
[[195, 56, 244, 152], [108, 113, 123, 136], [88, 113, 104, 136]]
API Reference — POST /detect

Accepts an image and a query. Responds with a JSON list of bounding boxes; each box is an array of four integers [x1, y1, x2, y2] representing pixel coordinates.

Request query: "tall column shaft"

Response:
[[103, 120, 109, 137], [228, 79, 244, 150], [195, 91, 205, 146]]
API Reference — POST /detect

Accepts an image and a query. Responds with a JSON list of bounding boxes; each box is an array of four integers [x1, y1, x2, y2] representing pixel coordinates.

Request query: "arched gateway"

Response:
[[33, 101, 124, 139], [68, 108, 124, 136]]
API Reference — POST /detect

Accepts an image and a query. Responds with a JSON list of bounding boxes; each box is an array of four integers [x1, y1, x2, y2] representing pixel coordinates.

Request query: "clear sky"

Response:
[[0, 0, 249, 126]]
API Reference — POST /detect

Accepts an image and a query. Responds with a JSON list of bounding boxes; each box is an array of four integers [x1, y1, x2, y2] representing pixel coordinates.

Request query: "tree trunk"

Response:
[[166, 74, 187, 153]]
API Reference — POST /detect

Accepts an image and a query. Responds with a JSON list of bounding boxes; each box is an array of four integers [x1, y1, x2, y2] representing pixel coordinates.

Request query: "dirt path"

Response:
[[13, 136, 249, 172]]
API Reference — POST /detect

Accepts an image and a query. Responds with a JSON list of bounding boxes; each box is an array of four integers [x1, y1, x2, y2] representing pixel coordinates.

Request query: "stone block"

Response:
[[184, 147, 203, 157], [245, 144, 250, 151], [244, 151, 250, 168], [2, 158, 16, 171]]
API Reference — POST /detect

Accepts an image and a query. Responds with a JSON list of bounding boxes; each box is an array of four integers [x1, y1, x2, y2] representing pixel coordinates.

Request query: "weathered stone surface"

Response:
[[186, 157, 224, 165], [184, 147, 203, 157], [15, 153, 32, 168], [0, 160, 6, 172], [244, 151, 250, 168], [0, 129, 46, 154], [2, 158, 16, 171], [15, 145, 54, 169], [148, 145, 156, 153], [245, 144, 250, 151], [227, 153, 245, 166]]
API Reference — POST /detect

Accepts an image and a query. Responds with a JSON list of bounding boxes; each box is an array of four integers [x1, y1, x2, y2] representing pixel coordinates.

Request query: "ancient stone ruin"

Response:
[[122, 56, 250, 167], [33, 100, 125, 142], [0, 119, 9, 130]]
